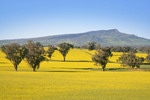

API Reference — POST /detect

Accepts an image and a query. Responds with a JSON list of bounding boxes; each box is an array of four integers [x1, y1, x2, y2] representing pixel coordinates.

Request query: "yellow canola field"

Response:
[[0, 49, 150, 100]]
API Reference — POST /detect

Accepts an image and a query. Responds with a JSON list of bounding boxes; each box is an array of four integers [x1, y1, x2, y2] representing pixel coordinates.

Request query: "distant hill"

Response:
[[0, 29, 150, 46]]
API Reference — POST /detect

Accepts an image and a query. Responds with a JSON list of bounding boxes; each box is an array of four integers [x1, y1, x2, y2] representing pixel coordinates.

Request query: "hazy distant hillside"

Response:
[[0, 29, 150, 46]]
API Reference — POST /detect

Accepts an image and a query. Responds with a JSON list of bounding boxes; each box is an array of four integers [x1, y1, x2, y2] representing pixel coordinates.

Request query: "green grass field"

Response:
[[0, 49, 150, 100]]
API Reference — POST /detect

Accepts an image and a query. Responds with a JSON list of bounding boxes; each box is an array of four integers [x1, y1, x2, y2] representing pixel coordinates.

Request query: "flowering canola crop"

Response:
[[0, 49, 150, 100]]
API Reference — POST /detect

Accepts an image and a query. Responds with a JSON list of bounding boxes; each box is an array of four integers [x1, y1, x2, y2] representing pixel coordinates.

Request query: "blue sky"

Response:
[[0, 0, 150, 40]]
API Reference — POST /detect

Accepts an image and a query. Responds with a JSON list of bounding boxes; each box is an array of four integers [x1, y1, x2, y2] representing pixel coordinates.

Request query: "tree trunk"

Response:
[[137, 65, 140, 69], [102, 67, 105, 71], [102, 65, 105, 71], [33, 67, 36, 72], [64, 57, 65, 61], [14, 65, 17, 71]]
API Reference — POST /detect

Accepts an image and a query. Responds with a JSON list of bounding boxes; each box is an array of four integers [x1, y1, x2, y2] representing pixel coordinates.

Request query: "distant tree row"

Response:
[[1, 41, 73, 72], [110, 46, 137, 53], [80, 42, 137, 52], [79, 42, 150, 54], [138, 47, 150, 54], [146, 55, 150, 63], [111, 46, 150, 54]]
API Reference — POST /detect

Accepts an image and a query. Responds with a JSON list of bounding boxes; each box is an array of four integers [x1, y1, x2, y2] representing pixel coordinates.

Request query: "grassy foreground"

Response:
[[0, 49, 150, 100]]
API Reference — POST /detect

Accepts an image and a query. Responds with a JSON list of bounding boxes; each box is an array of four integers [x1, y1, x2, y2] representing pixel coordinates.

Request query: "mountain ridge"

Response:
[[0, 29, 150, 46]]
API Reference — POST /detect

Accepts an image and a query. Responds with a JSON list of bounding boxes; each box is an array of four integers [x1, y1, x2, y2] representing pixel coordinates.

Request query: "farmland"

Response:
[[0, 49, 150, 100]]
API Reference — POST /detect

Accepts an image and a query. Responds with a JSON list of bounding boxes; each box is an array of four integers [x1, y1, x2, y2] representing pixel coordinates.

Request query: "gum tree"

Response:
[[118, 52, 145, 68], [25, 41, 46, 72], [58, 42, 73, 61], [92, 47, 112, 71], [88, 41, 96, 50], [1, 43, 28, 71]]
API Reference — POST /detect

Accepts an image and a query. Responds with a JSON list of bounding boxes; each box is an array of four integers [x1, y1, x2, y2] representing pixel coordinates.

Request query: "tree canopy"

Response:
[[47, 45, 57, 60], [88, 41, 96, 50]]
